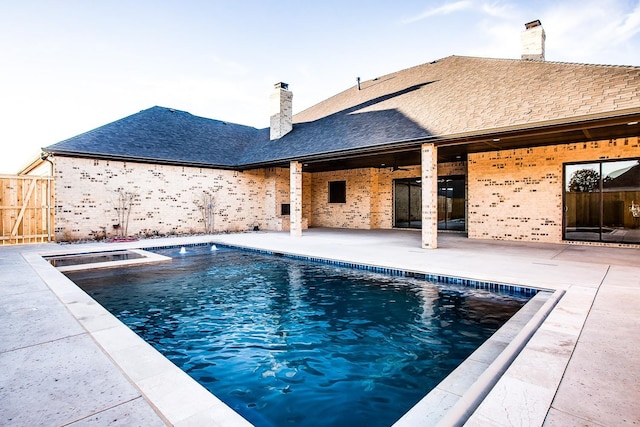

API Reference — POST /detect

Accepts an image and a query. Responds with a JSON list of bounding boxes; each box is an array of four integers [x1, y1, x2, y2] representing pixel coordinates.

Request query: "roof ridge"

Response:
[[293, 56, 453, 120], [294, 55, 640, 121], [149, 105, 261, 130], [448, 54, 640, 69]]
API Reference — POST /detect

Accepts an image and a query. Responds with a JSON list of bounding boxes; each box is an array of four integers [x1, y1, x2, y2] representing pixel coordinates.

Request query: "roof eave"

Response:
[[46, 107, 640, 172], [241, 107, 640, 170], [435, 107, 640, 147], [45, 150, 238, 170]]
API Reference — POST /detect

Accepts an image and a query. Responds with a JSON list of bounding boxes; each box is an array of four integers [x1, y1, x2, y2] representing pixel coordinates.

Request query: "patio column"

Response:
[[421, 143, 438, 248], [290, 161, 303, 237]]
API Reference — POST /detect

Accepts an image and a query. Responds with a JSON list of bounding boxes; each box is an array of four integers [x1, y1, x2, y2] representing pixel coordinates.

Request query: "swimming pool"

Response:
[[66, 245, 529, 427]]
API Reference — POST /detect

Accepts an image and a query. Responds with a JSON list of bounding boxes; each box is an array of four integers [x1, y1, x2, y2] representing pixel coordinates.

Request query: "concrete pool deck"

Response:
[[1, 229, 639, 426]]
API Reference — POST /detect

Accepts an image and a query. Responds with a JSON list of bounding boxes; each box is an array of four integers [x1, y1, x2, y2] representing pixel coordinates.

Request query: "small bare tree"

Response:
[[114, 189, 136, 237], [194, 191, 215, 234]]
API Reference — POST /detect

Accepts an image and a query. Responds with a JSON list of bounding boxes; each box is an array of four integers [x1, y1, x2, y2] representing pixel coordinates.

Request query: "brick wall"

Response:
[[308, 163, 465, 229], [54, 157, 278, 240], [55, 139, 638, 246], [310, 169, 375, 228], [468, 136, 639, 242], [303, 172, 312, 224], [263, 167, 291, 231], [439, 161, 466, 176]]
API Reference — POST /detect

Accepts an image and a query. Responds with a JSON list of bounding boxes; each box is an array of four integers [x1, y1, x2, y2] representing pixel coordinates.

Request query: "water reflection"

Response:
[[67, 246, 527, 427]]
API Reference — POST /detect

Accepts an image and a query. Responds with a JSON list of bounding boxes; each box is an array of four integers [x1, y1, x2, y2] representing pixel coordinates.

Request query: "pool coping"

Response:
[[41, 248, 172, 272], [24, 239, 557, 427], [394, 289, 562, 426], [23, 248, 253, 427]]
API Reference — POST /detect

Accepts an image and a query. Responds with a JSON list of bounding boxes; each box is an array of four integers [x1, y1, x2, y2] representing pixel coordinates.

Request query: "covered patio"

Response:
[[1, 230, 638, 425]]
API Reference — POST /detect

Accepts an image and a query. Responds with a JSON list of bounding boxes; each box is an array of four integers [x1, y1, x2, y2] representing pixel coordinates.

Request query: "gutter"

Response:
[[46, 150, 238, 171]]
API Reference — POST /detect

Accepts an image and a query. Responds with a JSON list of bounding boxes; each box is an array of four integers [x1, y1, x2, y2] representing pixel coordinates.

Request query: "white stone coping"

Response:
[[41, 248, 171, 272], [393, 289, 563, 426], [23, 249, 252, 427]]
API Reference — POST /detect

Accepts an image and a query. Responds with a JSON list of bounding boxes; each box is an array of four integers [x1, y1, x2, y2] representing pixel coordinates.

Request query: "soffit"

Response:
[[279, 113, 640, 173]]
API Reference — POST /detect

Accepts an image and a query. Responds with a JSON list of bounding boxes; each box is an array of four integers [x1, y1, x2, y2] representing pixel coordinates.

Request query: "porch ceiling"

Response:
[[295, 114, 640, 173]]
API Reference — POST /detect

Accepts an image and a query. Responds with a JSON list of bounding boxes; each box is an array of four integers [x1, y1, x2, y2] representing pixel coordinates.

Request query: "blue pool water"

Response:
[[67, 245, 528, 427]]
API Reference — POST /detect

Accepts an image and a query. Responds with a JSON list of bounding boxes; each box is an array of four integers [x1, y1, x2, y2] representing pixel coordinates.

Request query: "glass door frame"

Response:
[[393, 177, 422, 229], [437, 175, 466, 232], [392, 175, 467, 231], [563, 157, 640, 244]]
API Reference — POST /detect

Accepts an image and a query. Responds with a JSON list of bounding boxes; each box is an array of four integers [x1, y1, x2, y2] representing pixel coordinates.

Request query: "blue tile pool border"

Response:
[[144, 242, 540, 297]]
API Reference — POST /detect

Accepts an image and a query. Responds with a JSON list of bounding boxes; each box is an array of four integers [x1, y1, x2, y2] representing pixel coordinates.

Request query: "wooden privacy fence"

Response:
[[1, 175, 54, 245]]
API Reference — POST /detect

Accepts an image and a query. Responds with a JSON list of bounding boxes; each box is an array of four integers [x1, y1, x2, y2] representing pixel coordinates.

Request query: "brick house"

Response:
[[43, 21, 640, 247]]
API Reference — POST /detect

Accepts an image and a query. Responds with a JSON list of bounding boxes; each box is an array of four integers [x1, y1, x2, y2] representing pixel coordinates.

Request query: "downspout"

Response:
[[42, 153, 54, 242]]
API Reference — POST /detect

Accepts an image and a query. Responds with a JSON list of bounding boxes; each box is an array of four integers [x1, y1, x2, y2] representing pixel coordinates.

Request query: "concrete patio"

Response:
[[1, 229, 638, 426]]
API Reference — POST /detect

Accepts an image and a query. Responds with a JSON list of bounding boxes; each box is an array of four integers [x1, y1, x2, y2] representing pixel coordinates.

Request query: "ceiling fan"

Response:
[[391, 165, 411, 172]]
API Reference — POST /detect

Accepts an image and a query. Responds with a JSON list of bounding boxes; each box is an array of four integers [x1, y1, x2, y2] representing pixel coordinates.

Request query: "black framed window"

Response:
[[564, 158, 640, 244], [328, 181, 346, 203], [281, 203, 290, 215]]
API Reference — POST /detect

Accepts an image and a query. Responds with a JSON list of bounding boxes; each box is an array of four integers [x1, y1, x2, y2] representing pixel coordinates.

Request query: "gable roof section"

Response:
[[46, 56, 640, 169], [294, 55, 640, 136], [45, 106, 262, 168]]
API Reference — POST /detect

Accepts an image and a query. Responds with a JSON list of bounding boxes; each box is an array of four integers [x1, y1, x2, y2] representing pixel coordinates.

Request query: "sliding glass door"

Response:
[[438, 176, 466, 231], [393, 176, 466, 231], [394, 178, 422, 229], [564, 159, 640, 244]]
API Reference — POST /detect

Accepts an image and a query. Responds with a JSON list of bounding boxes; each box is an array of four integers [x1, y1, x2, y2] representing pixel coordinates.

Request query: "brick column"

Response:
[[290, 161, 303, 237], [421, 143, 438, 248]]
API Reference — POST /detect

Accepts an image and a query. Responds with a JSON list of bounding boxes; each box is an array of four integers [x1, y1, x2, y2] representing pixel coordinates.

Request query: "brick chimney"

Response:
[[270, 82, 293, 140], [521, 20, 545, 61]]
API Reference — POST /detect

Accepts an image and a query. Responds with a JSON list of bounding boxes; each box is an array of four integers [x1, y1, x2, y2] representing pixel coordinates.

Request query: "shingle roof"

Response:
[[294, 55, 640, 135], [47, 56, 640, 168], [237, 83, 433, 165], [45, 106, 262, 168]]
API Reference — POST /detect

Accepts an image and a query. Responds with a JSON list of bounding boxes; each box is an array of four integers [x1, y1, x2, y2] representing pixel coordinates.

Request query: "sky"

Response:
[[1, 0, 639, 174]]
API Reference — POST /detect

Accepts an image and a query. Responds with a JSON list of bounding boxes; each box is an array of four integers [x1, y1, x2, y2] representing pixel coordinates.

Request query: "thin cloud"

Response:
[[481, 1, 517, 19], [543, 0, 640, 63], [402, 1, 473, 24], [608, 1, 640, 44]]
